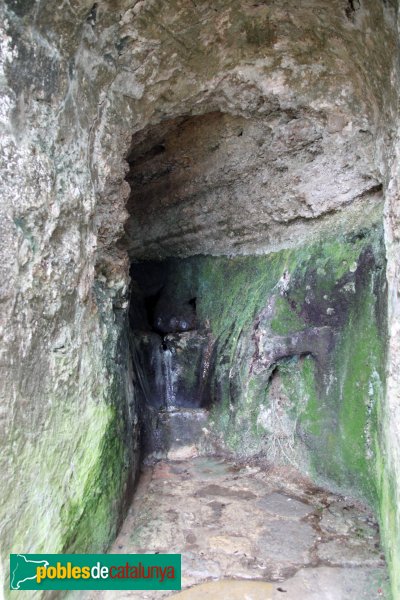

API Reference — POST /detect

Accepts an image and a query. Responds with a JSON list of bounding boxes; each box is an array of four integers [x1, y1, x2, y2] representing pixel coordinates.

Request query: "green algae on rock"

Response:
[[143, 224, 386, 506]]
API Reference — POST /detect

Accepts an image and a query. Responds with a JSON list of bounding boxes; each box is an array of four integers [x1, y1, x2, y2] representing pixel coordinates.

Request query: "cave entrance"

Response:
[[123, 111, 247, 460], [113, 98, 391, 596], [122, 110, 386, 491]]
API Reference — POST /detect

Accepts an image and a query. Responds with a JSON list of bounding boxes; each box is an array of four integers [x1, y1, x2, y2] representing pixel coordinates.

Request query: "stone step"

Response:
[[144, 407, 211, 461]]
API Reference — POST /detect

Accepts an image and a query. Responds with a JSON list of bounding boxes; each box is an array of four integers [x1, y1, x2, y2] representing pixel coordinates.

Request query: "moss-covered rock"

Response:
[[149, 223, 386, 506]]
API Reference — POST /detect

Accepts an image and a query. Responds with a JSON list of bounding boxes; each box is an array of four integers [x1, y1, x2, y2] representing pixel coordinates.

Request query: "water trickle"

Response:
[[161, 345, 177, 409]]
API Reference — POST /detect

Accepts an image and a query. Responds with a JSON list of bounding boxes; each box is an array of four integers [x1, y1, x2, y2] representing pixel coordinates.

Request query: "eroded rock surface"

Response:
[[125, 110, 382, 258], [91, 456, 389, 600], [1, 1, 400, 599]]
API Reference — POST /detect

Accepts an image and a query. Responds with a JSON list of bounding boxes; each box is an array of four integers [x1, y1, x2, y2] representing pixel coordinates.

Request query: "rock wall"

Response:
[[132, 223, 386, 504], [1, 0, 400, 598], [380, 3, 400, 596], [125, 110, 382, 258], [0, 2, 139, 597]]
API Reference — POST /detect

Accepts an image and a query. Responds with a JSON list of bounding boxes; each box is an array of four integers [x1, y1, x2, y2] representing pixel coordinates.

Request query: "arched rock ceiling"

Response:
[[91, 0, 395, 260], [4, 0, 395, 264], [124, 110, 382, 259]]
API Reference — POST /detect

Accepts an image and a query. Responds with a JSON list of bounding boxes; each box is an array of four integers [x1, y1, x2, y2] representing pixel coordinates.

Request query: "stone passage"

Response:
[[91, 456, 389, 600], [121, 104, 390, 598], [2, 1, 400, 599]]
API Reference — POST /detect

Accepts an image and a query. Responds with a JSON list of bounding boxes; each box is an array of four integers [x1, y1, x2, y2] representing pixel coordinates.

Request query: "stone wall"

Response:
[[131, 224, 386, 504], [380, 2, 400, 594], [0, 2, 138, 597]]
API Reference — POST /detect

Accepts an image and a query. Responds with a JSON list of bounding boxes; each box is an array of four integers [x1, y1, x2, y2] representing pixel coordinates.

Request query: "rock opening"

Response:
[[123, 110, 387, 481]]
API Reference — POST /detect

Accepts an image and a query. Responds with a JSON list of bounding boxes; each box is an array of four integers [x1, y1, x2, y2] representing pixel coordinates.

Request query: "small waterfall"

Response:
[[162, 346, 177, 409]]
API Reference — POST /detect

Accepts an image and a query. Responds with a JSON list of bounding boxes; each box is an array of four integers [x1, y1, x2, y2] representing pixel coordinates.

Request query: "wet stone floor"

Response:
[[91, 456, 390, 600]]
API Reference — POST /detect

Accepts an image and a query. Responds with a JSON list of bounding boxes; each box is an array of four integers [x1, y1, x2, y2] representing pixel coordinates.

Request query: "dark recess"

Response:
[[345, 0, 360, 19], [87, 3, 98, 25]]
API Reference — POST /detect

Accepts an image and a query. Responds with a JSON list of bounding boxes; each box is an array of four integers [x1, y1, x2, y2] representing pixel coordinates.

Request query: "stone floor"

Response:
[[90, 456, 390, 600]]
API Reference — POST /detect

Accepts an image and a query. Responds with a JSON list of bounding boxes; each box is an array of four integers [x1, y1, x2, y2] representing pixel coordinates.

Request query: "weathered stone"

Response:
[[317, 539, 384, 568], [92, 456, 389, 600], [169, 580, 274, 600], [319, 499, 379, 538], [258, 492, 314, 520], [144, 408, 210, 461], [256, 519, 316, 567], [1, 1, 400, 598]]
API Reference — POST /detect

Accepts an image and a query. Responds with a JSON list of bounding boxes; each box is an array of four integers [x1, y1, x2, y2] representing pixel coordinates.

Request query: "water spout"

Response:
[[161, 344, 177, 409]]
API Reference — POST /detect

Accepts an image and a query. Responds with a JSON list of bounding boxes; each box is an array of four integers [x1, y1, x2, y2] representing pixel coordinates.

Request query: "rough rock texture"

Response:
[[0, 1, 140, 597], [130, 225, 386, 503], [125, 111, 382, 258], [381, 6, 400, 599], [0, 1, 400, 599], [90, 456, 389, 600]]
